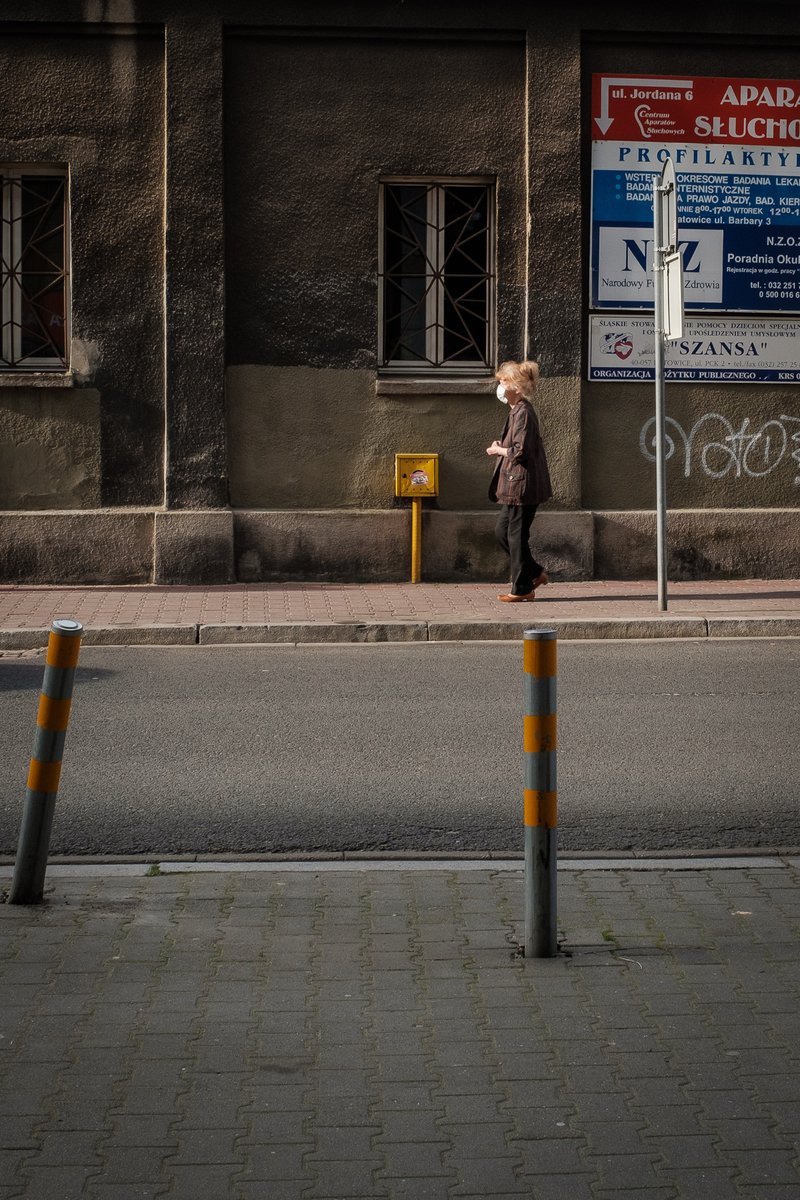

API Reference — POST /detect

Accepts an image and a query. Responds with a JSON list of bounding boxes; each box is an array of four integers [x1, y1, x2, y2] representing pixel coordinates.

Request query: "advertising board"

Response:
[[589, 315, 800, 382], [590, 73, 800, 381]]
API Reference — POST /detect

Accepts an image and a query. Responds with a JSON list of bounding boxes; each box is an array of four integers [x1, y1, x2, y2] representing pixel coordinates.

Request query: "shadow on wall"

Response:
[[593, 511, 800, 581]]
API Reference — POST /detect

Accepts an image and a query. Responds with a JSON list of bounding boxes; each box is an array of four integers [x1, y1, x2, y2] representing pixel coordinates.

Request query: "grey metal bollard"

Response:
[[9, 619, 84, 905], [523, 628, 558, 958]]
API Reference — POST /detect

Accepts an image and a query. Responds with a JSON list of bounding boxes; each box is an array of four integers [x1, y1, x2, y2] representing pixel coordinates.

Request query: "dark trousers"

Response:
[[495, 504, 542, 595]]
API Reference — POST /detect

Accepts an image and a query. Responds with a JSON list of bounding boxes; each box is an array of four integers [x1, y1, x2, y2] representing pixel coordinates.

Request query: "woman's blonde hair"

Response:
[[495, 359, 540, 400]]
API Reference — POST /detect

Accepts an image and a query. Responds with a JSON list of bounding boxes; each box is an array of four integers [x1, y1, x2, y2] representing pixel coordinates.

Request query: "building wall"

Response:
[[0, 23, 164, 510], [224, 31, 527, 512], [0, 3, 799, 583]]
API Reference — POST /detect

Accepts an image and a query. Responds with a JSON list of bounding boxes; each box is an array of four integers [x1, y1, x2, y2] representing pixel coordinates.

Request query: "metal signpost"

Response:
[[652, 159, 684, 612]]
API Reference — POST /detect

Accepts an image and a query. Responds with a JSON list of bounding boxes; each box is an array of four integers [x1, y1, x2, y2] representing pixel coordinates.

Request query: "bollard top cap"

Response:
[[52, 619, 83, 636], [523, 627, 557, 640]]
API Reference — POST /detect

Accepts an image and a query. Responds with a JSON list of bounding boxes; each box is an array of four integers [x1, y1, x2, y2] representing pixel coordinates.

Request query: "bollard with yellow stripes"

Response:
[[523, 627, 558, 958], [9, 619, 83, 905]]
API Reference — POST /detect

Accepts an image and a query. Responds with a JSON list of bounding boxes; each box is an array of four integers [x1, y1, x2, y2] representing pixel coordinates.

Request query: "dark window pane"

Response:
[[11, 175, 67, 366], [0, 175, 7, 363], [443, 187, 488, 272], [384, 275, 428, 361], [382, 184, 433, 363], [443, 281, 487, 362], [21, 280, 65, 360], [384, 185, 429, 276], [442, 186, 490, 365], [21, 178, 64, 271]]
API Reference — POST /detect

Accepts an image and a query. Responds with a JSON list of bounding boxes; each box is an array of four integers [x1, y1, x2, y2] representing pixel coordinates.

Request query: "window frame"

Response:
[[378, 176, 495, 375], [0, 164, 71, 373]]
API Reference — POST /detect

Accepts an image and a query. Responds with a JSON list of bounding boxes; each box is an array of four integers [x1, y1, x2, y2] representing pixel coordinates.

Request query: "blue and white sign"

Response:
[[592, 151, 800, 312], [595, 222, 725, 307], [589, 315, 800, 382]]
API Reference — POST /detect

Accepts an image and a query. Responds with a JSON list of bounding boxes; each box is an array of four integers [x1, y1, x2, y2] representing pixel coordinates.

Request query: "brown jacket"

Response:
[[488, 398, 552, 506]]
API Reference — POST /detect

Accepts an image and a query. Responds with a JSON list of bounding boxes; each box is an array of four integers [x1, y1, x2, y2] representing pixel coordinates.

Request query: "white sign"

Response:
[[663, 250, 684, 340], [596, 226, 723, 306], [659, 158, 678, 251], [589, 315, 800, 382]]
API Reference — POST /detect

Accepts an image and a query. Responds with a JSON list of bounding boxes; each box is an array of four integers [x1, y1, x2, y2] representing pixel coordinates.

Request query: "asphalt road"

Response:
[[1, 639, 798, 856]]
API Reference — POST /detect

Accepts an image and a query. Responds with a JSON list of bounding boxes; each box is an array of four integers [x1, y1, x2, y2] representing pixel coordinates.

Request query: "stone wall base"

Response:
[[233, 509, 594, 583], [154, 510, 234, 584], [0, 510, 154, 584], [594, 509, 800, 580], [0, 508, 797, 584]]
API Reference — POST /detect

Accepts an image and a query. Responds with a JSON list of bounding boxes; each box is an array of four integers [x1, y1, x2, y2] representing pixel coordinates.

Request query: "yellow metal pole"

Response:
[[523, 627, 558, 958], [411, 497, 422, 583], [10, 619, 83, 904]]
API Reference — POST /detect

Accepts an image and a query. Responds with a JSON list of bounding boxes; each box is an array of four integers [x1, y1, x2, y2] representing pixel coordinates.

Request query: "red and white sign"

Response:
[[592, 75, 800, 146], [590, 71, 800, 331]]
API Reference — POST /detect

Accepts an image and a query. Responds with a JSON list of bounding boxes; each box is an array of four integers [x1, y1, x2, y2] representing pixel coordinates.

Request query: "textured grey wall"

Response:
[[224, 32, 526, 369], [0, 24, 164, 506], [0, 390, 100, 509], [223, 32, 529, 512]]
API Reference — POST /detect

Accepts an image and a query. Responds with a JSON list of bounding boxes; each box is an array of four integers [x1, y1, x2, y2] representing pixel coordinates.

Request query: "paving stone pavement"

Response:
[[0, 579, 799, 646], [1, 862, 800, 1199]]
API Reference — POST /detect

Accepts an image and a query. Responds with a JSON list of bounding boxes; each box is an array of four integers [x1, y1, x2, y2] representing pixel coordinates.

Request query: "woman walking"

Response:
[[486, 359, 552, 603]]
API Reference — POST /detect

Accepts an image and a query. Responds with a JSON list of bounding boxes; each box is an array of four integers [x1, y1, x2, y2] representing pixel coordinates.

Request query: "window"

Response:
[[1, 167, 69, 371], [379, 179, 494, 372]]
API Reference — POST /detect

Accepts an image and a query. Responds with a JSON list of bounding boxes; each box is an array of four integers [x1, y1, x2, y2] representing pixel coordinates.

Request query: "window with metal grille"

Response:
[[1, 168, 69, 371], [379, 179, 494, 371]]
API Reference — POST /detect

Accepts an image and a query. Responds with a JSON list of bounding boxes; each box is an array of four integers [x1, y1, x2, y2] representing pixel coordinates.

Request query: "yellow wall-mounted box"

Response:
[[394, 453, 439, 498]]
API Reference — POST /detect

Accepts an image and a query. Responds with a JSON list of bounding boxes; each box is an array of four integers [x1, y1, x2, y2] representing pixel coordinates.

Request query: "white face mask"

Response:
[[496, 383, 508, 404]]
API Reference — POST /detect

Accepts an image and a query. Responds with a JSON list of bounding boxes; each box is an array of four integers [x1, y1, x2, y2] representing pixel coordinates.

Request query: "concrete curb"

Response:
[[707, 616, 800, 637], [1, 616, 799, 649], [2, 847, 798, 868], [198, 621, 429, 644], [0, 630, 52, 650], [81, 625, 198, 646], [0, 626, 197, 650], [1, 855, 798, 877], [427, 616, 710, 640]]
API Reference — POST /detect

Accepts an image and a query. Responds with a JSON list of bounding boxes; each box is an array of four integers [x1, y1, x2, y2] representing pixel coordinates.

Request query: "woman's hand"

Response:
[[486, 440, 507, 457]]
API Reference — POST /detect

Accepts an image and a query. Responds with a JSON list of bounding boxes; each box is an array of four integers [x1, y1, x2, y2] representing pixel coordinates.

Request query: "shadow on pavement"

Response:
[[0, 663, 116, 695]]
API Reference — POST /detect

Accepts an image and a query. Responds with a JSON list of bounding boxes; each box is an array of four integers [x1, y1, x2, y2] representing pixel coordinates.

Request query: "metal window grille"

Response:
[[379, 179, 494, 370], [1, 168, 69, 370]]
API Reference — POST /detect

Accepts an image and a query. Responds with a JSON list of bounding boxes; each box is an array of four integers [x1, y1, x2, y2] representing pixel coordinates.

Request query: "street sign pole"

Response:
[[653, 177, 668, 612], [652, 159, 682, 614]]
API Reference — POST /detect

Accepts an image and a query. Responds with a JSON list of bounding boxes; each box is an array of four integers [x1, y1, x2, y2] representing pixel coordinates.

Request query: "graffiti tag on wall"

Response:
[[639, 413, 800, 483]]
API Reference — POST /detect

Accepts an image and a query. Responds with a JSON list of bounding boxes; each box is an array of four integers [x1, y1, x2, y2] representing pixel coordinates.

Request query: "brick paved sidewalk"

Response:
[[1, 579, 799, 646], [2, 860, 800, 1199]]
